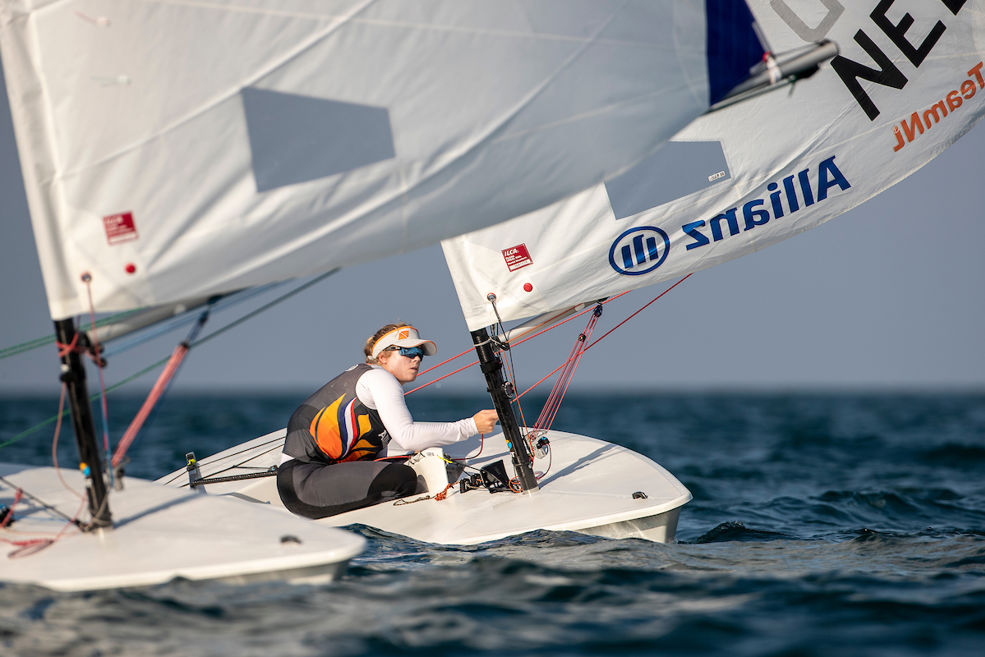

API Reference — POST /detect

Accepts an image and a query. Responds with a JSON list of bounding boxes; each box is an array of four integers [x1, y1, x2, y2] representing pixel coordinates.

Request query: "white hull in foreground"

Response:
[[159, 430, 692, 545], [0, 464, 365, 592]]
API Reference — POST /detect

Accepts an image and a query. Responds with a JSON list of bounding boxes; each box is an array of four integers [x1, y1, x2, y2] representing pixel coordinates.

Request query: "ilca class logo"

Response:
[[608, 226, 670, 276]]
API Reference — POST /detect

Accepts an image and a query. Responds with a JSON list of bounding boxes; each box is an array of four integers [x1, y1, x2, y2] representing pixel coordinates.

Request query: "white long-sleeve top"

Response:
[[356, 366, 477, 456]]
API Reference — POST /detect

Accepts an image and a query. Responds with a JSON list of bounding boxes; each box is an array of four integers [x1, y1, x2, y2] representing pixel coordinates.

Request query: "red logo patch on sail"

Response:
[[502, 244, 533, 272], [103, 212, 138, 245]]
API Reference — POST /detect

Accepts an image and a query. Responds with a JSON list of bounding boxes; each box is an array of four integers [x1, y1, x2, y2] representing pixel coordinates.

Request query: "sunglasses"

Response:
[[387, 345, 425, 359]]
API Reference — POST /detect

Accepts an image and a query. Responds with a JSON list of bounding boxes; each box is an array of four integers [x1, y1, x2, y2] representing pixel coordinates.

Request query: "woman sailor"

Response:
[[277, 324, 498, 518]]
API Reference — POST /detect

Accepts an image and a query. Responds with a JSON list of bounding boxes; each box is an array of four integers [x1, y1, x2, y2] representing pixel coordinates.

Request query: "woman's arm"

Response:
[[357, 368, 477, 453]]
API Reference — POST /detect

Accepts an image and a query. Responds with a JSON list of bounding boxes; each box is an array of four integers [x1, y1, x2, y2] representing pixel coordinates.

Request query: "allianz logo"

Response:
[[608, 226, 670, 276]]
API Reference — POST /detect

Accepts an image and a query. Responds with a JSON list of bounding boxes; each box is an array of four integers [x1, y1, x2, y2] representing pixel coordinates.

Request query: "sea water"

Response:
[[0, 391, 983, 656]]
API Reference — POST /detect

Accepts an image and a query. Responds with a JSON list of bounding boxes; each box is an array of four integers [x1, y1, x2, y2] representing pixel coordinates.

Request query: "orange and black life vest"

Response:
[[284, 364, 388, 464]]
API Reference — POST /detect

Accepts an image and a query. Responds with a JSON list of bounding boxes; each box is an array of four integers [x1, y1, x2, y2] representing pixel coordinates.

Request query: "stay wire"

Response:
[[513, 275, 692, 401], [408, 292, 630, 396], [0, 310, 142, 361], [0, 271, 340, 451]]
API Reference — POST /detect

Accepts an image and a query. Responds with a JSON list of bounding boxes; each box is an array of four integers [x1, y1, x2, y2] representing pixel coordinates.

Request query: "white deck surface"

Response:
[[159, 429, 692, 545], [0, 464, 365, 591]]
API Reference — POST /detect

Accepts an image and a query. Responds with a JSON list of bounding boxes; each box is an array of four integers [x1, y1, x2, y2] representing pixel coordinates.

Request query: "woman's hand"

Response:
[[472, 409, 499, 434]]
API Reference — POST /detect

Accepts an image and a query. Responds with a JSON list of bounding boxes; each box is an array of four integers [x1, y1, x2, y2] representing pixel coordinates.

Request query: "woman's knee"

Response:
[[368, 463, 418, 499]]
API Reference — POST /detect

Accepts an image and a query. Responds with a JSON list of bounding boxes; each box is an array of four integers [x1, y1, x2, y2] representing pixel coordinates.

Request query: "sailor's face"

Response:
[[379, 349, 421, 383]]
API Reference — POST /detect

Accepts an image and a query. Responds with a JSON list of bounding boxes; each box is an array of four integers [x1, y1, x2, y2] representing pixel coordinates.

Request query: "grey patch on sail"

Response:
[[242, 87, 395, 192], [604, 141, 731, 220]]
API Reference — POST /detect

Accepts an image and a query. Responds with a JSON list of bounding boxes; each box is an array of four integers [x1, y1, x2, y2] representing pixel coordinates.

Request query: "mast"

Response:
[[470, 328, 538, 492], [54, 318, 113, 529]]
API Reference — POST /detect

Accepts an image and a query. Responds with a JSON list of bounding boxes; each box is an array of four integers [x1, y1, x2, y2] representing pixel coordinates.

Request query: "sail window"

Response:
[[242, 87, 395, 192], [604, 141, 731, 220]]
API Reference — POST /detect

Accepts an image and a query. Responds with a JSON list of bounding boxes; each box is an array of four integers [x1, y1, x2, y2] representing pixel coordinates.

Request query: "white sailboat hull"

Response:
[[0, 464, 365, 592], [158, 429, 691, 545]]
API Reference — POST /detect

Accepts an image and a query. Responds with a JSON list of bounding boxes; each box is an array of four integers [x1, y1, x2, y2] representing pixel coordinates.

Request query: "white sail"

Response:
[[443, 1, 985, 330], [0, 0, 766, 320]]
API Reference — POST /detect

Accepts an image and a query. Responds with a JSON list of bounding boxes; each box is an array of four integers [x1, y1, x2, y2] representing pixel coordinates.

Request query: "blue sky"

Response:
[[2, 74, 983, 395]]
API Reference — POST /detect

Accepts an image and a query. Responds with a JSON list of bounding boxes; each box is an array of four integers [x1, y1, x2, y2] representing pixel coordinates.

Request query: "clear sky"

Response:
[[2, 68, 983, 396]]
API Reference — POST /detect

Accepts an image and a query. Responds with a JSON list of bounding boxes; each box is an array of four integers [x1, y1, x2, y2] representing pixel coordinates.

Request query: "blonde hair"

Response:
[[364, 323, 404, 364]]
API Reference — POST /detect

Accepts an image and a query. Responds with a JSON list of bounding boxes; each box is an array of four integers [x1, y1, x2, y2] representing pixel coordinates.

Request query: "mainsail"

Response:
[[1, 0, 766, 321], [442, 1, 985, 330]]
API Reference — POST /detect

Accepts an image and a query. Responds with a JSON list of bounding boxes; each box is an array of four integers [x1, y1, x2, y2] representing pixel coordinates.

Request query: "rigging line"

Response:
[[403, 358, 479, 396], [0, 388, 86, 539], [410, 292, 632, 393], [166, 442, 286, 486], [536, 307, 602, 433], [83, 278, 113, 476], [515, 360, 566, 402], [508, 292, 629, 350], [55, 331, 81, 359], [0, 361, 165, 452], [513, 276, 692, 402], [0, 335, 55, 359], [1, 491, 86, 558], [0, 414, 62, 451], [97, 285, 275, 360], [51, 383, 84, 502], [0, 310, 142, 360], [496, 315, 530, 436], [188, 444, 283, 480], [111, 305, 212, 468], [160, 436, 286, 486], [531, 307, 598, 433], [0, 476, 79, 526], [533, 312, 592, 430], [189, 469, 277, 487], [452, 432, 485, 462], [191, 269, 339, 348], [1, 272, 340, 451], [417, 347, 475, 378], [583, 274, 692, 352]]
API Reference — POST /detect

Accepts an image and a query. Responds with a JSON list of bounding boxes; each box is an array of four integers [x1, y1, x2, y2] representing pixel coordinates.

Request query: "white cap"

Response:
[[371, 325, 438, 359]]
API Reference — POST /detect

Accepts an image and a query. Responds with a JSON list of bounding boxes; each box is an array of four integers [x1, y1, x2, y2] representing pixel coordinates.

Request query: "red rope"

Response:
[[2, 498, 85, 558], [434, 482, 455, 501], [532, 307, 602, 433], [51, 383, 84, 500], [407, 293, 631, 396], [452, 432, 485, 462], [508, 292, 628, 350], [583, 274, 692, 352], [404, 358, 479, 395], [515, 362, 565, 402], [112, 343, 189, 467], [0, 489, 56, 554], [55, 332, 81, 358], [1, 487, 85, 559], [418, 349, 475, 378], [408, 278, 691, 404]]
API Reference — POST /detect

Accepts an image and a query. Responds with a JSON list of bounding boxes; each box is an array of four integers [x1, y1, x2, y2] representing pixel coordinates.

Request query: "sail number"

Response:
[[770, 0, 970, 120]]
